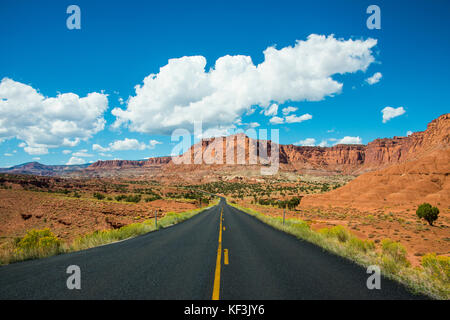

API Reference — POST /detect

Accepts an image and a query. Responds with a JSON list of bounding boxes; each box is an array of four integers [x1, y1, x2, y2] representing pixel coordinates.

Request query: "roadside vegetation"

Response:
[[228, 202, 449, 300], [0, 198, 219, 265]]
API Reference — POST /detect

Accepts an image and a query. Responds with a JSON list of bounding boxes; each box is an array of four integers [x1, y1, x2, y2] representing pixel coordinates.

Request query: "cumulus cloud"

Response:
[[0, 78, 108, 155], [318, 140, 329, 147], [381, 106, 405, 123], [294, 138, 316, 146], [92, 138, 161, 152], [112, 34, 377, 134], [335, 136, 363, 145], [366, 72, 382, 85], [72, 149, 93, 157], [282, 106, 297, 115], [269, 116, 284, 124], [66, 157, 85, 165], [406, 130, 413, 136], [285, 113, 312, 123], [24, 146, 49, 155], [263, 103, 278, 116]]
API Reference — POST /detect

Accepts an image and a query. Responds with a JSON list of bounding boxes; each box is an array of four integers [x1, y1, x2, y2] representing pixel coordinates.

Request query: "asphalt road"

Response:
[[0, 198, 425, 299]]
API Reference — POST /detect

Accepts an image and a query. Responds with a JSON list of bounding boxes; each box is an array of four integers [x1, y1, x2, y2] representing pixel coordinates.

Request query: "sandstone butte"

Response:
[[302, 113, 449, 209], [87, 113, 449, 176], [84, 113, 449, 210]]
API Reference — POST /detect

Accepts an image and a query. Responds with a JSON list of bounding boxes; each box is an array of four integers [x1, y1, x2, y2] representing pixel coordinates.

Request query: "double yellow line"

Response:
[[212, 207, 224, 300]]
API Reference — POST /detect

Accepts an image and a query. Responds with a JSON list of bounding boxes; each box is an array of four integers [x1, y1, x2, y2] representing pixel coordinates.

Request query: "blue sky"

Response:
[[0, 0, 449, 167]]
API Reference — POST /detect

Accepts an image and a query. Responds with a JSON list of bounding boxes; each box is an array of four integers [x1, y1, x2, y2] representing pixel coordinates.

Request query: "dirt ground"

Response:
[[0, 188, 199, 244]]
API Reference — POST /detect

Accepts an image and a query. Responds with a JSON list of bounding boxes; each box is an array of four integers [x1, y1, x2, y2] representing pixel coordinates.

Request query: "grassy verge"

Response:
[[228, 202, 449, 300], [0, 198, 219, 265]]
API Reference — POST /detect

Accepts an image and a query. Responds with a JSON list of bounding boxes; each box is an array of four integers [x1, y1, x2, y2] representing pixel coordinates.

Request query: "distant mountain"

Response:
[[0, 162, 90, 176]]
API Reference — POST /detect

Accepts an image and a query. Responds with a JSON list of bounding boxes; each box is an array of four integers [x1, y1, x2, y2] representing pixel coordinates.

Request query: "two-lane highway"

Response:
[[0, 198, 425, 299]]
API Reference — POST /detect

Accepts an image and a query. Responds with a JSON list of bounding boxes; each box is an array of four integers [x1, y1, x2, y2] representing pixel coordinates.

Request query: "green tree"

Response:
[[416, 203, 439, 226]]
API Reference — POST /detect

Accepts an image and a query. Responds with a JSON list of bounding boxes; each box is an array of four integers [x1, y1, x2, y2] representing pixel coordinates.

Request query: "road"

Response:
[[0, 198, 425, 299]]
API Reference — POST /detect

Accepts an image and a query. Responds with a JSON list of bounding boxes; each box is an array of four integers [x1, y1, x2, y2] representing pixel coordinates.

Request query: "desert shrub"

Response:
[[347, 237, 375, 253], [145, 194, 162, 202], [416, 203, 439, 226], [319, 225, 350, 243], [115, 194, 127, 201], [380, 239, 410, 273], [17, 228, 61, 251], [93, 192, 105, 200], [72, 191, 81, 198], [125, 194, 141, 203], [115, 194, 141, 203], [8, 228, 63, 262], [421, 253, 450, 284]]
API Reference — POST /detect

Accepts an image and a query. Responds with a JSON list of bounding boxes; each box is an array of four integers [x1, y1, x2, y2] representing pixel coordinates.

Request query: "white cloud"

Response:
[[32, 157, 40, 161], [72, 149, 93, 157], [381, 106, 405, 123], [0, 78, 108, 154], [406, 130, 413, 136], [3, 153, 13, 156], [24, 146, 48, 155], [196, 125, 236, 139], [282, 106, 297, 115], [335, 136, 363, 145], [93, 138, 161, 152], [149, 139, 162, 148], [318, 140, 329, 147], [66, 157, 85, 165], [269, 116, 284, 124], [263, 103, 278, 116], [112, 34, 377, 134], [294, 138, 316, 146], [62, 150, 72, 154], [285, 113, 312, 123], [366, 72, 382, 85], [248, 122, 260, 128]]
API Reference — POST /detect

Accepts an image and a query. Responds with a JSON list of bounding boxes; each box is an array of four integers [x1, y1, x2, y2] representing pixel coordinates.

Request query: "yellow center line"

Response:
[[212, 207, 223, 300], [224, 249, 229, 265]]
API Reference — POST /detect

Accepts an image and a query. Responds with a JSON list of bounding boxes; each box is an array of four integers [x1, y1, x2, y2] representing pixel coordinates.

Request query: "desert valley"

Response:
[[0, 113, 448, 269]]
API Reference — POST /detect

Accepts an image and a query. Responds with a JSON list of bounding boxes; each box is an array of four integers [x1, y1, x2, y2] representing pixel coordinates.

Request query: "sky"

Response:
[[0, 0, 449, 167]]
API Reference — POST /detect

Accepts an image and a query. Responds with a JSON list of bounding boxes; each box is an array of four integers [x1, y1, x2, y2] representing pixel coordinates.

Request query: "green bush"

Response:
[[416, 203, 439, 226], [93, 192, 106, 200], [145, 194, 162, 202], [115, 194, 141, 203]]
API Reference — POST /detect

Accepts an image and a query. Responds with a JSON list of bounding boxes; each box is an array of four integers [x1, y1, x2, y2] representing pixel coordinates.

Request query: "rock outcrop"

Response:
[[302, 114, 450, 209], [86, 157, 172, 170]]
